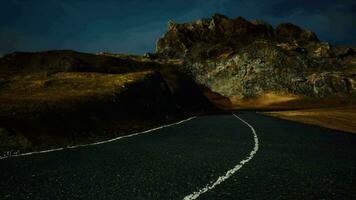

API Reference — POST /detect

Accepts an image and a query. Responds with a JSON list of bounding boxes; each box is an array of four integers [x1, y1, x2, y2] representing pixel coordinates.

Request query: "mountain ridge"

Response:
[[155, 14, 356, 108]]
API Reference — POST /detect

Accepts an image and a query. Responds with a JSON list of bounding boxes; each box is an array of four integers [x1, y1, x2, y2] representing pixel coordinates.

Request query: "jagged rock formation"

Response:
[[156, 14, 356, 107]]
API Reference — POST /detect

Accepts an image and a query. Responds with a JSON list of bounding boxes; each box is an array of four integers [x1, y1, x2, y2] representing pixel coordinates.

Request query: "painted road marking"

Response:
[[183, 114, 259, 200], [0, 116, 196, 160]]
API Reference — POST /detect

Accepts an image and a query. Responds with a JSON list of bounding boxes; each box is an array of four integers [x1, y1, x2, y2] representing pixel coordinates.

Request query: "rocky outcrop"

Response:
[[274, 23, 319, 43], [156, 14, 356, 106], [180, 42, 355, 98], [156, 14, 319, 60]]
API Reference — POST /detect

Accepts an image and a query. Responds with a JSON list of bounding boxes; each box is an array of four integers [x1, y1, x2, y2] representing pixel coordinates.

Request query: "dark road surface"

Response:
[[0, 112, 355, 199]]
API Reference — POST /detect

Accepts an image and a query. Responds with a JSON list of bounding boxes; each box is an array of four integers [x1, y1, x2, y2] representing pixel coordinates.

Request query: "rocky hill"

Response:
[[156, 14, 356, 109]]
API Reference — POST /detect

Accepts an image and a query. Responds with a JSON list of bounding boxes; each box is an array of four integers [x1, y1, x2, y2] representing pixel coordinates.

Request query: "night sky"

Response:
[[0, 0, 355, 57]]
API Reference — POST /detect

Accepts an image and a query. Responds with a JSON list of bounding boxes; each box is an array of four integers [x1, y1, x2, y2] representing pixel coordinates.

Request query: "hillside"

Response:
[[0, 50, 213, 155]]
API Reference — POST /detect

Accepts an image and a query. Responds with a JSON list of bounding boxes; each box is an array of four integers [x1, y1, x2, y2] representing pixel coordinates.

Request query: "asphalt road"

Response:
[[0, 112, 355, 200]]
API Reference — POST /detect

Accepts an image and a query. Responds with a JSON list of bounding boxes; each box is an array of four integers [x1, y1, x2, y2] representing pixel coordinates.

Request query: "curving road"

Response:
[[0, 112, 355, 199]]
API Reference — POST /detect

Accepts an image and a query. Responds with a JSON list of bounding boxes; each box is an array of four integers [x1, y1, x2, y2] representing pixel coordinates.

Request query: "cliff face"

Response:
[[156, 14, 356, 108]]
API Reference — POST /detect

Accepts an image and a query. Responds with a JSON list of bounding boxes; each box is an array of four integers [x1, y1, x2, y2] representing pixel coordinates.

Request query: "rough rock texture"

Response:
[[156, 14, 356, 102]]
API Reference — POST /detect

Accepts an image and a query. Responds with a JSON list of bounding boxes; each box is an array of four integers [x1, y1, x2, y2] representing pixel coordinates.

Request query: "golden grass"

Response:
[[202, 90, 310, 110], [263, 106, 356, 134], [201, 87, 356, 111], [0, 71, 152, 101], [229, 92, 301, 109], [0, 71, 154, 115], [202, 87, 356, 133]]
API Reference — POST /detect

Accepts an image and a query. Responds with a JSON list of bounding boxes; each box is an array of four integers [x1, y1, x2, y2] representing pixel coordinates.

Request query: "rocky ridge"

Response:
[[156, 14, 356, 108]]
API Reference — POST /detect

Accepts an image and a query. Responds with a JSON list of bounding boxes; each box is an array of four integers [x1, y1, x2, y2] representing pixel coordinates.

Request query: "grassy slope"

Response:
[[202, 87, 356, 134], [0, 71, 150, 103], [262, 106, 356, 134], [0, 71, 176, 153]]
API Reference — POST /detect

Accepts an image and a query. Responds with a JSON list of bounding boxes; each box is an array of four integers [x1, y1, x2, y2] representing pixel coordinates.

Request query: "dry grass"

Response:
[[263, 106, 356, 134], [229, 92, 302, 109], [0, 71, 153, 114], [1, 71, 151, 99], [201, 88, 355, 111], [202, 87, 356, 133]]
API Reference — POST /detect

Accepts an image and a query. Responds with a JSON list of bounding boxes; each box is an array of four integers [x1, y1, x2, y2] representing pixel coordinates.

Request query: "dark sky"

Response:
[[0, 0, 355, 56]]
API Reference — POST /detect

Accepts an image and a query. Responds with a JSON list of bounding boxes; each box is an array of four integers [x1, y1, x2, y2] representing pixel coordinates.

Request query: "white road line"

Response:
[[0, 116, 196, 160], [183, 114, 259, 200]]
